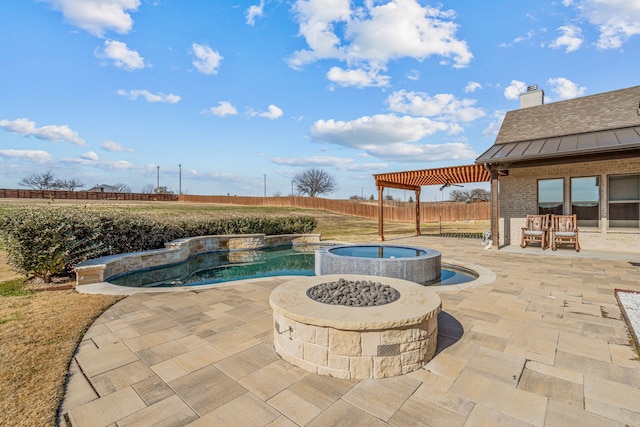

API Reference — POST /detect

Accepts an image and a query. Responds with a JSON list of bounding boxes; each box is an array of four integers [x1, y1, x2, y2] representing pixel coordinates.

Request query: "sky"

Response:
[[1, 0, 639, 202]]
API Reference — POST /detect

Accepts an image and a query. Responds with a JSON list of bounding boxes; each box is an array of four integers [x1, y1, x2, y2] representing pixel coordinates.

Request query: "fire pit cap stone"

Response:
[[269, 274, 441, 330]]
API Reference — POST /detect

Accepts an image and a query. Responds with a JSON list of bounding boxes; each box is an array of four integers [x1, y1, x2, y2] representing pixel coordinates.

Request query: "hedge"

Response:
[[0, 205, 316, 282]]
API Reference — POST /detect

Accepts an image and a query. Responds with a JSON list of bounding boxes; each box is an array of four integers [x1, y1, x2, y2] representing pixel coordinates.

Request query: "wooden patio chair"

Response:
[[521, 214, 550, 249], [551, 214, 580, 252]]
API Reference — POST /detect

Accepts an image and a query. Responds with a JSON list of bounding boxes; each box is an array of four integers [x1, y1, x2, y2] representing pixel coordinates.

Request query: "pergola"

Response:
[[373, 164, 496, 244]]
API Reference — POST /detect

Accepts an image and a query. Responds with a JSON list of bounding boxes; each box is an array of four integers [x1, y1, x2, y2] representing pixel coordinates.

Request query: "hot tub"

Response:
[[315, 244, 441, 285]]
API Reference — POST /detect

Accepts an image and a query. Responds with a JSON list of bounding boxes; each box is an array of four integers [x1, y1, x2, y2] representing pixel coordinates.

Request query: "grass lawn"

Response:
[[0, 200, 488, 426]]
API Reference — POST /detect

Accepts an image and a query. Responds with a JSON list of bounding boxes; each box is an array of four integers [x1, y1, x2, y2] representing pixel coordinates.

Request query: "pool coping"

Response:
[[75, 258, 497, 295]]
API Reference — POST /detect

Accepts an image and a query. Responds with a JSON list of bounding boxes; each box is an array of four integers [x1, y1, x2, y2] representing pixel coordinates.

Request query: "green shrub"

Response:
[[0, 206, 105, 282], [0, 205, 316, 282]]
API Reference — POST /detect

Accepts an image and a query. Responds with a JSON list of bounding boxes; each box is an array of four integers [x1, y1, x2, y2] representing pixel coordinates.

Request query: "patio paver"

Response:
[[60, 237, 640, 426]]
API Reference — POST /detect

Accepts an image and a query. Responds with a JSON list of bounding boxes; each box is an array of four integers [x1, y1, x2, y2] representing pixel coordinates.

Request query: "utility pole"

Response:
[[156, 166, 160, 192], [178, 164, 182, 195], [263, 174, 266, 197]]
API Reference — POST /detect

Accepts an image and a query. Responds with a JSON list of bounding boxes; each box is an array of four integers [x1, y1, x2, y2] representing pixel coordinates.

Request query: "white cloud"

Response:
[[256, 104, 283, 120], [547, 77, 586, 100], [101, 140, 133, 152], [482, 110, 506, 137], [81, 150, 99, 161], [0, 117, 86, 145], [499, 30, 535, 47], [117, 89, 180, 103], [357, 142, 476, 163], [464, 81, 482, 93], [566, 0, 640, 49], [208, 101, 238, 117], [0, 149, 53, 163], [63, 157, 136, 170], [191, 43, 223, 75], [97, 40, 145, 70], [39, 0, 140, 37], [386, 90, 485, 122], [406, 69, 420, 81], [310, 114, 458, 149], [246, 0, 264, 26], [289, 0, 472, 87], [504, 80, 527, 100], [549, 25, 584, 52], [327, 66, 390, 88], [271, 155, 387, 171]]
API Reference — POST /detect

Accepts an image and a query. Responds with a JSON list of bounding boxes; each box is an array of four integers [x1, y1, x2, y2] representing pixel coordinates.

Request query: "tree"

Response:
[[141, 184, 156, 194], [55, 178, 84, 191], [449, 188, 490, 202], [19, 171, 57, 190], [113, 183, 132, 193], [292, 168, 337, 197]]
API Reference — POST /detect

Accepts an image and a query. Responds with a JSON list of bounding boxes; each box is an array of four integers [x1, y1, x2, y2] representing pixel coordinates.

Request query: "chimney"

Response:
[[519, 84, 544, 108]]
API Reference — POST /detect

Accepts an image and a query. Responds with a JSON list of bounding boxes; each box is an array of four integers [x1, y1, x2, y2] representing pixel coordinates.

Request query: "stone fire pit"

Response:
[[270, 274, 441, 379]]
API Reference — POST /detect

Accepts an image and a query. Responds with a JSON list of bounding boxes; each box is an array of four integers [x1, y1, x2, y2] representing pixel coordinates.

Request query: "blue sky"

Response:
[[1, 0, 639, 201]]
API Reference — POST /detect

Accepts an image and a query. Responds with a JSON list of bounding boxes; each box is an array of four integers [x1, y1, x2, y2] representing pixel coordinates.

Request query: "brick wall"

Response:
[[499, 158, 640, 252]]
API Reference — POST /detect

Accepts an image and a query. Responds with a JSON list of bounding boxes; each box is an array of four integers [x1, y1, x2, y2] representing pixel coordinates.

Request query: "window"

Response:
[[571, 177, 599, 227], [609, 174, 640, 228], [538, 178, 563, 215]]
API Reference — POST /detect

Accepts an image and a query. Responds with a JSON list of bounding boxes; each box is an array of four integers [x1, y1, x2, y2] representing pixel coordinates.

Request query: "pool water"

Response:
[[107, 246, 475, 288], [329, 245, 426, 258]]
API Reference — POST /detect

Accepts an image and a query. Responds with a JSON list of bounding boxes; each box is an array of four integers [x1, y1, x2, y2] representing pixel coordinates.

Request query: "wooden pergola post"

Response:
[[377, 186, 384, 241], [415, 188, 421, 236]]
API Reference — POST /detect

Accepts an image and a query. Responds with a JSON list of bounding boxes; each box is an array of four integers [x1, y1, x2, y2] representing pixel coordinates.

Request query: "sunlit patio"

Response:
[[60, 236, 640, 426]]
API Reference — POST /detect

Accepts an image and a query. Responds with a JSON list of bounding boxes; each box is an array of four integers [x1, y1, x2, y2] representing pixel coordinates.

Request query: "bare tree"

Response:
[[293, 168, 337, 197], [141, 184, 156, 194], [449, 188, 490, 202], [55, 178, 84, 191], [19, 171, 57, 190], [113, 183, 132, 193]]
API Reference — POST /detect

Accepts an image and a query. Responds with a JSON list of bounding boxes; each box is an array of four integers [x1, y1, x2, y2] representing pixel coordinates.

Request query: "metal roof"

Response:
[[476, 125, 640, 166], [373, 164, 490, 190]]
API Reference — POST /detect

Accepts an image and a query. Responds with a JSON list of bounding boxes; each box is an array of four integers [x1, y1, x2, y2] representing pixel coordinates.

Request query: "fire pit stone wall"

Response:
[[269, 274, 442, 379]]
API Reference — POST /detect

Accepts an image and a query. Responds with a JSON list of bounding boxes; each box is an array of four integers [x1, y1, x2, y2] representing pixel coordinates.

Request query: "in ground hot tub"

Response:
[[315, 244, 441, 285]]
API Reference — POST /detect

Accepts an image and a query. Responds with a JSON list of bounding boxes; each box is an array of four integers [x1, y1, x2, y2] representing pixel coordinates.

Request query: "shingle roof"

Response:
[[477, 85, 640, 166]]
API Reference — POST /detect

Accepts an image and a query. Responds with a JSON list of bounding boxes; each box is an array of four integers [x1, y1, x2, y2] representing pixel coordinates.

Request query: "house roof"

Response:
[[477, 85, 640, 167], [373, 164, 490, 191]]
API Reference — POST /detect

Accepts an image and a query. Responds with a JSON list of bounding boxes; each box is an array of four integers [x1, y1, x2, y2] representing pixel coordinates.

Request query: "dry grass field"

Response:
[[0, 199, 487, 426]]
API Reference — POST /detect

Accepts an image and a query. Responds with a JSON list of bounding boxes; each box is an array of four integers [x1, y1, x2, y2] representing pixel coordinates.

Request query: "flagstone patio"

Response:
[[60, 236, 640, 426]]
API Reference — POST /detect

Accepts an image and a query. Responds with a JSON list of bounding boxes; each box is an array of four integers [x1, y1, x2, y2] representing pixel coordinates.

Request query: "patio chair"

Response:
[[521, 214, 550, 249], [551, 214, 580, 252]]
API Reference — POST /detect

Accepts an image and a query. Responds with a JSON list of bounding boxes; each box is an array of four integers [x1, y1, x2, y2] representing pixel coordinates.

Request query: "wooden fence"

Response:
[[179, 195, 490, 223], [0, 189, 489, 223], [0, 188, 178, 202]]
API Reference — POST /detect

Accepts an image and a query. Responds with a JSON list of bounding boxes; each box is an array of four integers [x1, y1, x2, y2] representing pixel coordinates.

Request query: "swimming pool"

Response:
[[107, 245, 476, 288]]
